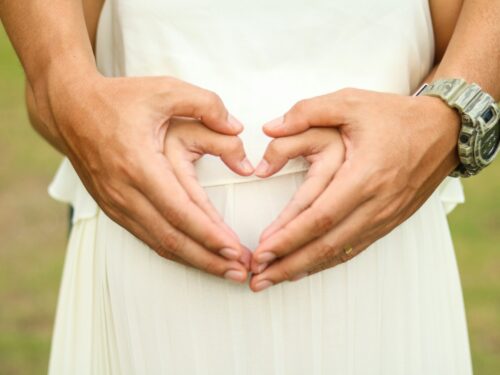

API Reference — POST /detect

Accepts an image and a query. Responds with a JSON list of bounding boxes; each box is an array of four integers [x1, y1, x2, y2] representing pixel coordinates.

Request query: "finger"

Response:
[[254, 135, 313, 178], [258, 157, 339, 242], [104, 203, 188, 266], [172, 157, 239, 239], [253, 157, 369, 265], [135, 153, 248, 261], [102, 185, 249, 283], [167, 152, 251, 266], [257, 132, 344, 241], [165, 78, 244, 134], [249, 198, 377, 291], [262, 89, 357, 137], [250, 173, 333, 275], [164, 123, 249, 240], [250, 179, 434, 289], [196, 132, 254, 176]]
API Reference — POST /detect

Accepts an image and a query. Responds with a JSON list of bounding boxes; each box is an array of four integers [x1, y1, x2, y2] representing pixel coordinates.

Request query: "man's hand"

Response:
[[41, 73, 253, 283], [164, 117, 255, 270], [250, 88, 461, 292]]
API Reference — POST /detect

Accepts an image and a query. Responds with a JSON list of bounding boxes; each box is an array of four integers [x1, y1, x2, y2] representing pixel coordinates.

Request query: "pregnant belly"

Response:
[[200, 170, 307, 249], [194, 153, 310, 188]]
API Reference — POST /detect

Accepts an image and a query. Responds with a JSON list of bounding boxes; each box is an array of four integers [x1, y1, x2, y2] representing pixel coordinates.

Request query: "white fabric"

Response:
[[48, 0, 471, 373]]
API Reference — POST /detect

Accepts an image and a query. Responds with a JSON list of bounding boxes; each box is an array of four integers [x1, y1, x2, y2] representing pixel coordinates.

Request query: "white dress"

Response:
[[47, 0, 473, 374]]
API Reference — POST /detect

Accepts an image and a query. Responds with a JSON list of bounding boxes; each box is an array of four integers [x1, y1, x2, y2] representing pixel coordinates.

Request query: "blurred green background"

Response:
[[1, 26, 499, 374]]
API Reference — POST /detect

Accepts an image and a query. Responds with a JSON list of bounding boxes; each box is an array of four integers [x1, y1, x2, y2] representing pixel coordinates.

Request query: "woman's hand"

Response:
[[33, 73, 254, 283], [249, 127, 346, 277], [250, 88, 460, 292]]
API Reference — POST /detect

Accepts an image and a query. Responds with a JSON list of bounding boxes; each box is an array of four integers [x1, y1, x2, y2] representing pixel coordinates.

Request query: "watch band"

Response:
[[415, 78, 500, 178]]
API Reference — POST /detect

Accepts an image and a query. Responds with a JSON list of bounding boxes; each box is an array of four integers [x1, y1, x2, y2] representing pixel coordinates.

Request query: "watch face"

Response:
[[480, 118, 500, 161]]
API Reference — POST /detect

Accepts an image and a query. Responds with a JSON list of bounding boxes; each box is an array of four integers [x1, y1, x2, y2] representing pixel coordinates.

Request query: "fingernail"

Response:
[[254, 279, 273, 292], [264, 116, 284, 130], [290, 272, 308, 282], [255, 159, 270, 176], [224, 269, 246, 283], [257, 251, 276, 264], [220, 248, 240, 260], [256, 262, 269, 274], [240, 158, 254, 174], [228, 114, 244, 132]]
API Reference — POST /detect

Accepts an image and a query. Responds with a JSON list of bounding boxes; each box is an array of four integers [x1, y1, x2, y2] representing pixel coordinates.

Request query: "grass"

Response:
[[0, 26, 499, 374]]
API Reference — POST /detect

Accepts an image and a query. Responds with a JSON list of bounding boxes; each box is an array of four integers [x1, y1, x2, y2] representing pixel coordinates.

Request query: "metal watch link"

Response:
[[415, 78, 500, 177]]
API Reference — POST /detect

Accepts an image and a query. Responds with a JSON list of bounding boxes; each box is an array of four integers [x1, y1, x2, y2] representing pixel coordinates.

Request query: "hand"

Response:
[[250, 88, 460, 292], [39, 73, 254, 283], [248, 127, 346, 275], [164, 117, 255, 267]]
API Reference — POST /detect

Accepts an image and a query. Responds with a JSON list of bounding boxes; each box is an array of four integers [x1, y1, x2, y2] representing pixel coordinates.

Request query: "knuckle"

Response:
[[361, 178, 378, 198], [165, 204, 188, 228], [266, 139, 282, 156], [291, 98, 310, 116], [280, 266, 294, 282], [157, 248, 177, 261], [374, 204, 394, 224], [316, 241, 336, 263], [204, 90, 224, 109], [275, 229, 295, 255], [227, 136, 244, 152], [200, 229, 223, 250], [100, 180, 127, 209], [312, 209, 334, 234], [159, 229, 185, 255], [358, 165, 382, 197], [202, 256, 222, 275], [338, 87, 360, 105]]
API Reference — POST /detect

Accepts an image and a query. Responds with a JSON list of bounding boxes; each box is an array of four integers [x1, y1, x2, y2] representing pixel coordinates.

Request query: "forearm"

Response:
[[434, 0, 500, 99], [0, 0, 99, 128], [0, 0, 97, 85], [1, 0, 102, 156]]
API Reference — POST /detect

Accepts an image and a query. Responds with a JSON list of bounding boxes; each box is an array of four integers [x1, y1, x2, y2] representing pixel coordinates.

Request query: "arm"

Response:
[[0, 0, 253, 283], [250, 0, 500, 291], [24, 0, 104, 154], [420, 0, 464, 84], [1, 0, 97, 154], [433, 0, 500, 98]]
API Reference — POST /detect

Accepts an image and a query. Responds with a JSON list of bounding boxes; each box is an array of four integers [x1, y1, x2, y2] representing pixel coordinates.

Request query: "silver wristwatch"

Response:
[[415, 78, 500, 177]]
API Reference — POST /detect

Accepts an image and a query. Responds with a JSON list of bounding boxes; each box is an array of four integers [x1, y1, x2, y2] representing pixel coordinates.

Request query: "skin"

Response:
[[250, 0, 500, 292], [4, 0, 346, 285], [1, 0, 257, 283], [1, 0, 498, 291]]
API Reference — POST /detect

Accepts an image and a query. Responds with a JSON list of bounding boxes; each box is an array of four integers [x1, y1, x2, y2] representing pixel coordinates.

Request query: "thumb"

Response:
[[255, 134, 312, 178], [165, 78, 244, 135], [263, 93, 348, 137]]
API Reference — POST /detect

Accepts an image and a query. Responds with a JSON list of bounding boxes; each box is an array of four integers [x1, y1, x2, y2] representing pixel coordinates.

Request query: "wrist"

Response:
[[414, 95, 461, 171], [416, 78, 500, 177], [31, 58, 102, 128]]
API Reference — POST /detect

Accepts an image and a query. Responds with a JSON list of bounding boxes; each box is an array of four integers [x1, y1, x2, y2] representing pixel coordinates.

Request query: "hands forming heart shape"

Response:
[[164, 117, 346, 283], [48, 75, 459, 293]]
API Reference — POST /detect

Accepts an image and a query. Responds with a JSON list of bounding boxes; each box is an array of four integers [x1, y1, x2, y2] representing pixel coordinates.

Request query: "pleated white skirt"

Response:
[[47, 168, 473, 375]]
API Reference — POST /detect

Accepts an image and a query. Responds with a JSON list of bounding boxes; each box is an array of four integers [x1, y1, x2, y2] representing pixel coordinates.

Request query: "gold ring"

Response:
[[343, 245, 353, 255]]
